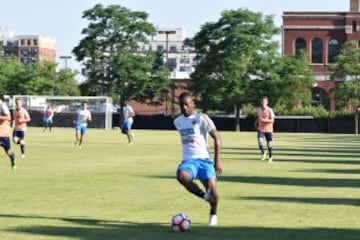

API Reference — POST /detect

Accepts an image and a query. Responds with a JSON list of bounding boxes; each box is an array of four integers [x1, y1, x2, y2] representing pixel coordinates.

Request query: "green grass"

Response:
[[0, 128, 359, 240]]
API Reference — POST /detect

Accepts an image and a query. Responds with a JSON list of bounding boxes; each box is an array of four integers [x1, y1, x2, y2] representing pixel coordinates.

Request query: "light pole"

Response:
[[157, 30, 176, 115], [59, 55, 72, 69]]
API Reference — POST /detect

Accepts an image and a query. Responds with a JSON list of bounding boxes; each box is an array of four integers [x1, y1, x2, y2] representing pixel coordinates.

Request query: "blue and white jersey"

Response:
[[173, 112, 216, 161], [123, 105, 134, 124], [76, 109, 91, 127]]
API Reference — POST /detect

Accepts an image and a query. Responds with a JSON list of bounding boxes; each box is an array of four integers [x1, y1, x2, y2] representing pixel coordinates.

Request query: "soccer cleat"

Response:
[[209, 214, 218, 226], [11, 160, 16, 170], [261, 152, 267, 161], [268, 157, 273, 162]]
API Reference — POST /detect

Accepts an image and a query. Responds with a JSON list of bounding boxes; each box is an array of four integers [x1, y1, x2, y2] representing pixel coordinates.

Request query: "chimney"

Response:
[[350, 0, 360, 11]]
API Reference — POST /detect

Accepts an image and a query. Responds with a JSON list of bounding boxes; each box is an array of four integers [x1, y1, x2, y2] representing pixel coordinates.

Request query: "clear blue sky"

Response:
[[0, 0, 348, 71]]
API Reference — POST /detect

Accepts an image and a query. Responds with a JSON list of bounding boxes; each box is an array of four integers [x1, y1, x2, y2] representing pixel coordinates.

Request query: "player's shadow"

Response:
[[0, 213, 359, 240], [220, 175, 360, 188], [239, 196, 360, 206]]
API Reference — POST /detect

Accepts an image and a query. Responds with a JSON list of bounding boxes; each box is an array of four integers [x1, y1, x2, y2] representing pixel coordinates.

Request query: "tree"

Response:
[[186, 8, 281, 130], [273, 52, 315, 109], [73, 4, 169, 106], [330, 41, 360, 111]]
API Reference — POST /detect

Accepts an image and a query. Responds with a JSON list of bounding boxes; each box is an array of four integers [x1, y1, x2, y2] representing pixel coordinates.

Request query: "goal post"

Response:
[[12, 95, 113, 130]]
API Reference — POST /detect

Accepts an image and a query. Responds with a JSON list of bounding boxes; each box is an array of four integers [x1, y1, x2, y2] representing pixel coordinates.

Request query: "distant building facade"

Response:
[[0, 27, 56, 64], [282, 0, 360, 111], [136, 27, 196, 115]]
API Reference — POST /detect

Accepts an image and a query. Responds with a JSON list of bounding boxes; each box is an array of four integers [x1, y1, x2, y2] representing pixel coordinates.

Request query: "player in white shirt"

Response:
[[173, 92, 223, 226], [120, 100, 135, 144], [74, 101, 92, 148]]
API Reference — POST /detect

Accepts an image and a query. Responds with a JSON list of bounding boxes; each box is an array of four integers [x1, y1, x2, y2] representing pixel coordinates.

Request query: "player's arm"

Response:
[[23, 111, 31, 123], [209, 128, 222, 176], [87, 113, 92, 122]]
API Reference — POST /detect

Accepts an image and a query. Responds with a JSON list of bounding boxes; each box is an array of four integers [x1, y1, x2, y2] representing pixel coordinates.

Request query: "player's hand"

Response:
[[214, 162, 223, 176]]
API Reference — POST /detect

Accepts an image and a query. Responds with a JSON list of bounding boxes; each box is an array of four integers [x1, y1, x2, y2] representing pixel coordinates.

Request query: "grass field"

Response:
[[0, 127, 359, 240]]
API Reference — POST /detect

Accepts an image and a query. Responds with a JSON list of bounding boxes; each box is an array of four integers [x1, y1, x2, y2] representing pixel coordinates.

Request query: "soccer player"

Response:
[[173, 92, 223, 227], [120, 100, 135, 144], [74, 101, 92, 148], [43, 105, 54, 132], [255, 96, 275, 162], [0, 96, 16, 169], [13, 98, 31, 158]]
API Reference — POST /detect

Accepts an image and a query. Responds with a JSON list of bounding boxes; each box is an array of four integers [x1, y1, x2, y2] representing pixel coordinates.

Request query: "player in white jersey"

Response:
[[74, 101, 92, 148], [173, 92, 223, 227], [120, 100, 135, 144]]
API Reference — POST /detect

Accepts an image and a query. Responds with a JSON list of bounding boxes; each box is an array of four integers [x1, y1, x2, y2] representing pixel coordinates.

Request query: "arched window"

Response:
[[295, 38, 306, 55], [328, 39, 340, 64], [311, 38, 323, 63]]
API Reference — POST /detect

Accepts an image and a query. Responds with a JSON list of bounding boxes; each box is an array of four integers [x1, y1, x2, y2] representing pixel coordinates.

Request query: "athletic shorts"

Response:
[[121, 120, 133, 130], [257, 130, 273, 142], [0, 137, 11, 151], [75, 124, 87, 135], [177, 158, 216, 183], [13, 130, 25, 139], [45, 119, 53, 125]]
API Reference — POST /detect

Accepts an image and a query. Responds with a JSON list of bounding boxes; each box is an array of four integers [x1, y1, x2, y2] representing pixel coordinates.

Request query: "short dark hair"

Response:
[[178, 92, 192, 103]]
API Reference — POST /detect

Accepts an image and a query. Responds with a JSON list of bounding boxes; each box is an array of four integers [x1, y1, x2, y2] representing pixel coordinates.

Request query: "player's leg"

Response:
[[176, 160, 207, 199], [17, 131, 26, 157], [74, 125, 81, 146], [199, 160, 219, 226], [1, 138, 16, 169], [265, 133, 273, 162], [78, 126, 86, 147], [257, 131, 266, 160]]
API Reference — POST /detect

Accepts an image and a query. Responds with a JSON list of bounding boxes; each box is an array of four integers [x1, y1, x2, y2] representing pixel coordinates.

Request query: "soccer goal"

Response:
[[12, 95, 113, 130]]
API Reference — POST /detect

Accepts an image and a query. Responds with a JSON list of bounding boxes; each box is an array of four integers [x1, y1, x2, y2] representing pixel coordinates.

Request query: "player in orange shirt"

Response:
[[254, 96, 275, 162], [0, 96, 16, 169], [13, 98, 31, 158]]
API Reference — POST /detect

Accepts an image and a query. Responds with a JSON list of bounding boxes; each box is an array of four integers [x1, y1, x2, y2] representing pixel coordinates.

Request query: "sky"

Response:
[[0, 0, 349, 71]]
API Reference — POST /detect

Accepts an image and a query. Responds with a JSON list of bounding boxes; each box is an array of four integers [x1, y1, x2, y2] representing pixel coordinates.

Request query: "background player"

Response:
[[120, 100, 135, 144], [13, 98, 31, 158], [0, 96, 16, 169], [43, 105, 54, 132], [255, 96, 275, 162], [173, 92, 223, 226], [74, 101, 92, 148]]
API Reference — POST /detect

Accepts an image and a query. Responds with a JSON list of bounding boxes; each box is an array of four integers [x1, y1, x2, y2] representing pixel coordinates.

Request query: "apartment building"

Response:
[[0, 27, 56, 64]]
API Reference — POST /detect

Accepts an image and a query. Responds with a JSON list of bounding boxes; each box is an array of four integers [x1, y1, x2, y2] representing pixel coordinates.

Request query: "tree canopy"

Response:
[[73, 4, 169, 105]]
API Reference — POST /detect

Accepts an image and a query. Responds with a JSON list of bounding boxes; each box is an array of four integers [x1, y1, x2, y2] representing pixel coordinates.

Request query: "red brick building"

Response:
[[283, 0, 360, 111]]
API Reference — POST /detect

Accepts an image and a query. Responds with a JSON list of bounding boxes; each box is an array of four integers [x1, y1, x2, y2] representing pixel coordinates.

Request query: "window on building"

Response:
[[20, 39, 25, 46], [27, 39, 31, 46], [169, 45, 177, 53], [311, 38, 323, 64], [33, 39, 38, 46], [156, 45, 164, 52], [328, 39, 340, 64], [167, 58, 177, 71], [295, 38, 306, 55]]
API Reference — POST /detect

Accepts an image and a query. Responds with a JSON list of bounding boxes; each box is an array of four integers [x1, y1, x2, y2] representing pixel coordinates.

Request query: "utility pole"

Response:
[[157, 30, 176, 115], [59, 55, 72, 69]]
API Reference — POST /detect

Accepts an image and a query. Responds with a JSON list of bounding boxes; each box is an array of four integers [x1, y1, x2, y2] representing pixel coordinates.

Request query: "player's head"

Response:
[[261, 96, 269, 108], [81, 101, 88, 109], [15, 98, 23, 109], [178, 92, 194, 117]]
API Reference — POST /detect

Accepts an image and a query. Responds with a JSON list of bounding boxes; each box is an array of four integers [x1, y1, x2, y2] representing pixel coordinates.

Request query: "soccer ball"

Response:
[[171, 213, 191, 232]]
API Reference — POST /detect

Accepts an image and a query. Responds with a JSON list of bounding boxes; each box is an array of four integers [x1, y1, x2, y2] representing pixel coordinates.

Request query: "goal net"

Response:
[[12, 95, 113, 130]]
